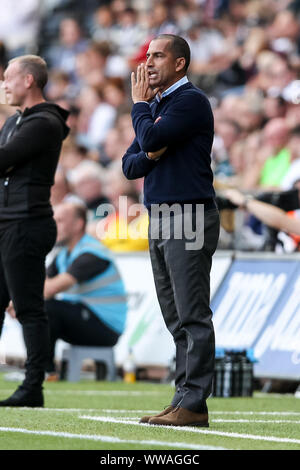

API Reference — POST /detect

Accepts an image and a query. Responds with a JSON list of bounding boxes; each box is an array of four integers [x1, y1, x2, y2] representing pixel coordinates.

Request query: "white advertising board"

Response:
[[0, 251, 232, 368]]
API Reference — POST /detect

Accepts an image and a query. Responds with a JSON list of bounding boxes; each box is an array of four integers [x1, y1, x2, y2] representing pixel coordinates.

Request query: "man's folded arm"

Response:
[[122, 136, 157, 180], [131, 93, 212, 153]]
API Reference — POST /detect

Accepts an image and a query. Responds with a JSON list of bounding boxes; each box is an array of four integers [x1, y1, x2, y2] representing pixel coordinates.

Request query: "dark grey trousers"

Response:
[[148, 207, 220, 413]]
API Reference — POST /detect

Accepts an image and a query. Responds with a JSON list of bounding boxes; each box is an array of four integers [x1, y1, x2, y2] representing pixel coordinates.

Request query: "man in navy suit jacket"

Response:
[[123, 34, 220, 427]]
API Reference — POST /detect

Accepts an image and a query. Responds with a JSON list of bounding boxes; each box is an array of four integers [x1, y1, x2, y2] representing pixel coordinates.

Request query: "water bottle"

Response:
[[223, 355, 232, 397], [123, 348, 136, 383]]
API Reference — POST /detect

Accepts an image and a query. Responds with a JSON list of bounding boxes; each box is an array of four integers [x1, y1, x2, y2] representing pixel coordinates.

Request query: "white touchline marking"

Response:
[[210, 411, 300, 416], [0, 427, 225, 450], [80, 416, 300, 445], [213, 419, 300, 424], [102, 409, 158, 414]]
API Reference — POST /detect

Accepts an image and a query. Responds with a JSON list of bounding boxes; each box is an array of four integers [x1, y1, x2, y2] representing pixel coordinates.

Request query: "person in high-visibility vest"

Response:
[[43, 202, 127, 378]]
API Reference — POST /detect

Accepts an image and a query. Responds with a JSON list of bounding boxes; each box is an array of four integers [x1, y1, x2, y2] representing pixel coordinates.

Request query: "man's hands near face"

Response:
[[131, 63, 160, 104], [132, 64, 168, 160]]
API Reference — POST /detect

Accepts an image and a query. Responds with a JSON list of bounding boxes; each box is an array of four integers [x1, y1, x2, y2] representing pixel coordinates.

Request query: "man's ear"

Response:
[[76, 217, 86, 234], [175, 57, 186, 73], [24, 73, 34, 89]]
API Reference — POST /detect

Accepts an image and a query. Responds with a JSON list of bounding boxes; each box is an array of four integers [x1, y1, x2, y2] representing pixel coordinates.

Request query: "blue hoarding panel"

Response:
[[211, 258, 300, 379], [254, 266, 300, 379]]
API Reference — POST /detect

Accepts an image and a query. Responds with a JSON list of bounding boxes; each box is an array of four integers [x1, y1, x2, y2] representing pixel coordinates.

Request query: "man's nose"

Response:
[[146, 56, 153, 66]]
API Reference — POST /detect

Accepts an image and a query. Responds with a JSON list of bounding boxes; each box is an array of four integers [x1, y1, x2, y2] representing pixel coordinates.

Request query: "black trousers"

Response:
[[148, 207, 220, 413], [0, 217, 57, 391], [45, 298, 120, 373]]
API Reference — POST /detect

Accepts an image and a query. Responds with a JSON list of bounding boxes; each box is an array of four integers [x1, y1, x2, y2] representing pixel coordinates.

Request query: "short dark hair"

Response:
[[155, 34, 191, 72], [9, 55, 48, 90]]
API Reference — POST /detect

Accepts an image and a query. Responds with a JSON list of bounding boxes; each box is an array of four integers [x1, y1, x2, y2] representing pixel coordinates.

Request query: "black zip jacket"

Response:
[[0, 102, 69, 223]]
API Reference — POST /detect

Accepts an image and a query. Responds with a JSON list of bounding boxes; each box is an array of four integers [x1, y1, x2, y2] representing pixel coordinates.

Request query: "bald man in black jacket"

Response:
[[0, 55, 69, 407]]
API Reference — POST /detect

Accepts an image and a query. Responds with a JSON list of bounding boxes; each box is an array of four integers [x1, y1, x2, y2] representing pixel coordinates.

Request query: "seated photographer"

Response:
[[223, 188, 300, 250], [44, 201, 127, 377]]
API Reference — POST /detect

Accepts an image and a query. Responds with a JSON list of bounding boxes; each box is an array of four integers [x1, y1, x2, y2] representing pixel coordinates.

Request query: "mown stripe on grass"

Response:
[[0, 389, 161, 396], [81, 416, 300, 445], [2, 407, 300, 418], [0, 427, 225, 450], [0, 407, 159, 413]]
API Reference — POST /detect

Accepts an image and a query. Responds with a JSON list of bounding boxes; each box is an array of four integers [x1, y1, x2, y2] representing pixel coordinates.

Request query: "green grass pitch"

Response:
[[0, 373, 299, 450]]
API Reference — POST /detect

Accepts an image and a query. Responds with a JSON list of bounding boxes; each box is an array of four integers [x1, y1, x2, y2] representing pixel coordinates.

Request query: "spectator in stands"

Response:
[[113, 7, 147, 58], [59, 141, 87, 173], [115, 113, 136, 150], [249, 53, 296, 95], [90, 5, 119, 45], [43, 201, 127, 378], [150, 3, 179, 36], [186, 22, 229, 90], [236, 131, 263, 189], [172, 3, 195, 34], [244, 118, 291, 190], [50, 167, 71, 206], [281, 126, 300, 190], [45, 69, 76, 101], [268, 9, 300, 56], [0, 0, 40, 58], [87, 40, 129, 79], [213, 119, 242, 178], [85, 160, 138, 240], [214, 93, 263, 136], [46, 17, 89, 83], [97, 190, 149, 252], [128, 2, 179, 70], [98, 128, 127, 167], [223, 185, 300, 240], [102, 78, 128, 112], [102, 162, 136, 209], [262, 95, 287, 121], [68, 160, 109, 219], [76, 84, 117, 150], [286, 101, 300, 129]]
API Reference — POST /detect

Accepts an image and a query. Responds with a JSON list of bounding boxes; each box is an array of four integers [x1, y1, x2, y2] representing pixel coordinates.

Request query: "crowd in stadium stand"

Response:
[[0, 0, 300, 252]]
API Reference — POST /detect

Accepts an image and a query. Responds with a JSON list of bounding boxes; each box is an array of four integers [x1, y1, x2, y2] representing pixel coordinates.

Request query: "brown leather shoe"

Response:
[[139, 405, 175, 424], [148, 406, 209, 427]]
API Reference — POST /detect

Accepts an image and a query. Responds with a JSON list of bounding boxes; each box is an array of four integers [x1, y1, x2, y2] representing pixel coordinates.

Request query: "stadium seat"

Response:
[[60, 345, 116, 382]]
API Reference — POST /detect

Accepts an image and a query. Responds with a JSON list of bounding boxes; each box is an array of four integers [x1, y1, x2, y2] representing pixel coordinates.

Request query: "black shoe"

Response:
[[0, 386, 44, 407]]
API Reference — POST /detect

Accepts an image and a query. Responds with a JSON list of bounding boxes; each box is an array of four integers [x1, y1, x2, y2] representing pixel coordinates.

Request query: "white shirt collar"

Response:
[[156, 76, 189, 102]]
